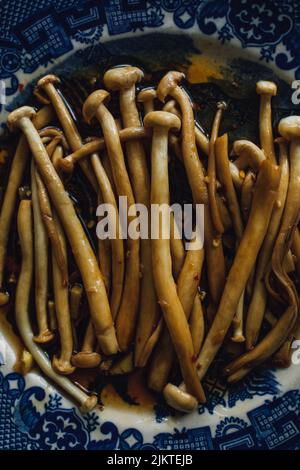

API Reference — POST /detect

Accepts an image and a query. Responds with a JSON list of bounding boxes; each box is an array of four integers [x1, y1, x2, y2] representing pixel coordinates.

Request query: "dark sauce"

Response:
[[0, 43, 297, 413]]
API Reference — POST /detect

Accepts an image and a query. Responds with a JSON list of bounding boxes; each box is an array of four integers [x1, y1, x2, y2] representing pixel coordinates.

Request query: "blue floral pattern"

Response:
[[0, 0, 300, 95], [1, 365, 300, 450]]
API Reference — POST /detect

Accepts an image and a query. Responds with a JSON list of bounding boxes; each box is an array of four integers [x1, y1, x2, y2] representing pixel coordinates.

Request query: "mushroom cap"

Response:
[[163, 384, 198, 413], [217, 100, 227, 111], [7, 106, 36, 131], [52, 356, 75, 375], [103, 66, 143, 91], [278, 115, 300, 140], [144, 110, 181, 132], [137, 87, 157, 103], [71, 352, 101, 368], [80, 394, 98, 414], [233, 140, 266, 169], [82, 90, 110, 124], [157, 71, 185, 103], [256, 80, 277, 96], [37, 74, 60, 88], [33, 330, 55, 344]]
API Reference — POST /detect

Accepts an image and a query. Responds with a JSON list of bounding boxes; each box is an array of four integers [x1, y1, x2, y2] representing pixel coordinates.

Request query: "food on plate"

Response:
[[0, 66, 298, 414]]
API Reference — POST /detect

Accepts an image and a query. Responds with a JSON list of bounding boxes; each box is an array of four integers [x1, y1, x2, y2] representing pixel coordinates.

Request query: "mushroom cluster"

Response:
[[1, 68, 299, 414]]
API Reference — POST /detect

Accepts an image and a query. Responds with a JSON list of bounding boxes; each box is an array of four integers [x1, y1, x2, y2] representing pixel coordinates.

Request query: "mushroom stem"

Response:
[[225, 304, 297, 381], [216, 136, 244, 337], [51, 211, 75, 376], [35, 169, 68, 287], [59, 127, 149, 174], [229, 163, 245, 190], [283, 249, 295, 273], [158, 74, 225, 313], [157, 71, 225, 331], [291, 227, 300, 278], [83, 90, 140, 353], [268, 119, 300, 299], [265, 309, 277, 327], [195, 126, 210, 156], [8, 106, 118, 355], [264, 116, 300, 365], [70, 284, 83, 321], [97, 222, 112, 293], [35, 75, 97, 191], [231, 292, 245, 343], [176, 238, 204, 321], [16, 199, 97, 413], [148, 231, 204, 391], [31, 160, 53, 344], [146, 218, 187, 386], [147, 227, 185, 391], [216, 134, 244, 239], [0, 105, 54, 306], [163, 159, 280, 412], [170, 213, 185, 277], [189, 294, 205, 357], [48, 300, 57, 331], [233, 140, 266, 172], [207, 102, 226, 236], [91, 153, 124, 319], [216, 133, 245, 342], [240, 171, 256, 222], [204, 207, 226, 307], [246, 138, 289, 350], [145, 110, 205, 403], [157, 72, 208, 204], [196, 160, 280, 379], [44, 135, 62, 159], [71, 192, 108, 371], [137, 87, 157, 115], [103, 67, 158, 367], [256, 81, 277, 163]]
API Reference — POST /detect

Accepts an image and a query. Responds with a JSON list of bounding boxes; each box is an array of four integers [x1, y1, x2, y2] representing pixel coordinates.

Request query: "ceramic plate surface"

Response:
[[1, 0, 300, 451]]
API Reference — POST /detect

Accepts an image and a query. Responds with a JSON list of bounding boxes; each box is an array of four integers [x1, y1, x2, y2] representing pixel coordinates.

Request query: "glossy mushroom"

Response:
[[7, 106, 118, 355], [82, 90, 140, 352], [145, 110, 205, 403], [104, 67, 158, 367]]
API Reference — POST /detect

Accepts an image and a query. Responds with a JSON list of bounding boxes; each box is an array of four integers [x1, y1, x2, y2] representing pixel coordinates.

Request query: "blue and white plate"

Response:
[[1, 0, 300, 451]]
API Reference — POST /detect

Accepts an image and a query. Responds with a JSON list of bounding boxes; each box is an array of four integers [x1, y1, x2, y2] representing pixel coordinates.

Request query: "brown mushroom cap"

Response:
[[137, 87, 157, 103], [144, 110, 181, 132], [7, 106, 36, 131], [71, 352, 101, 369], [233, 140, 266, 171], [82, 90, 110, 124], [80, 394, 98, 414], [52, 355, 75, 375], [163, 383, 198, 412], [256, 80, 277, 96], [103, 66, 143, 91], [156, 71, 185, 103], [278, 115, 300, 140], [33, 330, 55, 344], [37, 74, 61, 88]]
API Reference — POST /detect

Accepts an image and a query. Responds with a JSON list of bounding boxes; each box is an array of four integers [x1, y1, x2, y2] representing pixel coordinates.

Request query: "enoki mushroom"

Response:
[[1, 70, 299, 415]]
